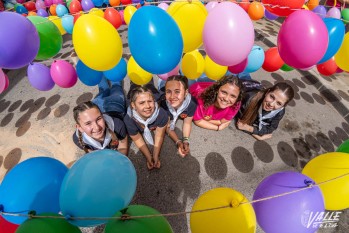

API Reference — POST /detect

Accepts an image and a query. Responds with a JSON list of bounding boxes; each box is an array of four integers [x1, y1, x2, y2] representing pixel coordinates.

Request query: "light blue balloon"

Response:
[[0, 157, 68, 224], [103, 58, 127, 82], [128, 6, 183, 74], [59, 150, 137, 227], [76, 60, 103, 86], [56, 4, 68, 17], [92, 0, 103, 6], [244, 45, 265, 73], [62, 15, 74, 34], [318, 18, 345, 64]]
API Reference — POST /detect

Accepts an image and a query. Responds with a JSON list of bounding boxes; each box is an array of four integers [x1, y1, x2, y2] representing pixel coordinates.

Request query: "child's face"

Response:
[[262, 89, 288, 111], [77, 108, 106, 142], [165, 80, 188, 109], [131, 92, 155, 119], [215, 83, 240, 109]]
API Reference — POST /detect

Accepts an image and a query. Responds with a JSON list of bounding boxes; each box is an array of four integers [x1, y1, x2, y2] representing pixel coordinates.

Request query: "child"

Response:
[[189, 75, 242, 131], [237, 82, 294, 140], [124, 86, 169, 170]]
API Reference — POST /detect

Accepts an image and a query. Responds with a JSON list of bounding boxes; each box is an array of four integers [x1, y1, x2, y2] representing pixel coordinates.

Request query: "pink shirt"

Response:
[[326, 0, 348, 8]]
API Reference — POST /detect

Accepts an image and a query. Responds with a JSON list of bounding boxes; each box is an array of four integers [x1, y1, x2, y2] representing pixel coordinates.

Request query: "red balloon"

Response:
[[238, 0, 250, 12], [262, 47, 284, 72], [317, 57, 338, 76], [120, 0, 132, 5], [69, 0, 82, 14], [0, 216, 19, 233], [104, 8, 122, 29], [73, 11, 83, 24], [262, 0, 304, 17], [23, 1, 36, 11]]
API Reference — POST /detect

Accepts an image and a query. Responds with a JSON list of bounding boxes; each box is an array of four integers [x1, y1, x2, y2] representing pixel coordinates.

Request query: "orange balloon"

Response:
[[239, 0, 250, 12], [104, 8, 122, 29], [307, 0, 319, 10], [248, 1, 264, 20], [50, 4, 57, 16], [28, 11, 37, 16], [109, 0, 120, 6]]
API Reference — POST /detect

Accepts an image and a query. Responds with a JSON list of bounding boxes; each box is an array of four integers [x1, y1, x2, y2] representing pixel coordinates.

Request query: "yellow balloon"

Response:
[[167, 0, 207, 53], [181, 50, 205, 80], [124, 5, 137, 25], [190, 188, 256, 233], [48, 16, 66, 35], [73, 14, 122, 71], [89, 8, 104, 17], [335, 32, 349, 72], [302, 4, 309, 10], [204, 55, 227, 81], [127, 56, 152, 85], [302, 152, 349, 210]]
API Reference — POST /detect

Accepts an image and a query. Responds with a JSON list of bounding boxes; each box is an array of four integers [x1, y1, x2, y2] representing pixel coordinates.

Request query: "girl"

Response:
[[124, 86, 169, 170], [159, 75, 197, 157], [189, 75, 242, 131], [237, 82, 294, 140]]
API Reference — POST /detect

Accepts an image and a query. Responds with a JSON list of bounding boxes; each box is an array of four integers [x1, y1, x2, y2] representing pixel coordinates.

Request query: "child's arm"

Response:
[[117, 137, 128, 156], [194, 119, 223, 131], [130, 133, 154, 169], [153, 121, 169, 167]]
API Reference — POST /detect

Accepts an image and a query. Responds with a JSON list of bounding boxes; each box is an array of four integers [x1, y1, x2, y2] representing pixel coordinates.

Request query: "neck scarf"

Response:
[[166, 93, 192, 130], [127, 102, 160, 145], [257, 106, 284, 130]]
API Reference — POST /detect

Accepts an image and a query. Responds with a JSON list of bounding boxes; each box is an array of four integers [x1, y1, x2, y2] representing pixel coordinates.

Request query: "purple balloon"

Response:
[[81, 0, 95, 11], [37, 8, 49, 17], [205, 1, 219, 12], [265, 9, 279, 20], [326, 7, 341, 19], [132, 0, 141, 3], [253, 172, 324, 233], [35, 0, 46, 10], [27, 63, 55, 91], [312, 5, 327, 18], [0, 12, 39, 69]]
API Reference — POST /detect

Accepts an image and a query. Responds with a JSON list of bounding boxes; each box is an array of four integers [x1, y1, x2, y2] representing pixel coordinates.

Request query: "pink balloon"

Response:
[[203, 2, 255, 66], [228, 57, 248, 74], [0, 69, 9, 94], [50, 60, 78, 88], [52, 0, 63, 4], [336, 67, 343, 73], [17, 0, 25, 3], [119, 10, 125, 25], [44, 0, 53, 7], [158, 2, 169, 11], [299, 65, 315, 71], [35, 0, 46, 10], [157, 63, 180, 80], [326, 7, 341, 19], [277, 10, 328, 69], [205, 1, 219, 12]]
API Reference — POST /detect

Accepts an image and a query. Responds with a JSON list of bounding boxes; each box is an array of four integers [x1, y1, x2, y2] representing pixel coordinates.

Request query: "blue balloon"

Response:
[[56, 4, 68, 17], [92, 0, 103, 7], [62, 15, 74, 34], [244, 45, 265, 73], [59, 150, 137, 227], [0, 157, 68, 224], [128, 6, 183, 74], [103, 58, 127, 82], [76, 60, 103, 86], [318, 18, 345, 64], [16, 5, 28, 14]]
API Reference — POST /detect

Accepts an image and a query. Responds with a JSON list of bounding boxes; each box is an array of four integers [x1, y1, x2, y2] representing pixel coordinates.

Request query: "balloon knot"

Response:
[[64, 214, 72, 220], [304, 179, 315, 187], [230, 200, 240, 208], [28, 210, 36, 219], [140, 0, 145, 6], [121, 214, 131, 221], [0, 204, 4, 212]]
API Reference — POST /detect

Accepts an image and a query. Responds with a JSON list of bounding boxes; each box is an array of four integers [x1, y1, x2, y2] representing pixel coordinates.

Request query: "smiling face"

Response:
[[165, 80, 188, 109], [214, 83, 240, 109], [262, 89, 288, 111], [131, 92, 155, 119], [77, 107, 106, 142]]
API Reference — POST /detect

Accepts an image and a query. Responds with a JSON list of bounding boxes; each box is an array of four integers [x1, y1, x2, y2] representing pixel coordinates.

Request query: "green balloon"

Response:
[[280, 63, 294, 72], [66, 0, 73, 9], [105, 205, 173, 233], [16, 213, 81, 233], [341, 9, 349, 24], [27, 16, 63, 60], [336, 139, 349, 153]]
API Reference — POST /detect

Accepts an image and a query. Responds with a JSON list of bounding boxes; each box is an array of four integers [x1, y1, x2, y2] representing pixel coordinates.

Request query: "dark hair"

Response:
[[239, 82, 294, 125], [129, 86, 154, 104], [165, 75, 189, 91], [199, 75, 243, 108]]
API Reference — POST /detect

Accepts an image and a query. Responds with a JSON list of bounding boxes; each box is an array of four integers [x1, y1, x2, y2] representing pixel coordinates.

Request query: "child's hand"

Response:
[[147, 159, 154, 170], [153, 155, 161, 169], [182, 141, 190, 156], [177, 141, 187, 158]]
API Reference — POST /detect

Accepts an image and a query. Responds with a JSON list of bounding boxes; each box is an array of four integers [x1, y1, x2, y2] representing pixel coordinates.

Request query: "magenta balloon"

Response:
[[205, 1, 219, 12], [17, 0, 25, 3], [50, 60, 78, 88], [277, 10, 328, 69], [203, 2, 254, 66], [0, 12, 39, 69], [158, 2, 169, 11], [27, 63, 55, 91], [44, 0, 53, 7], [35, 0, 46, 10], [0, 69, 9, 94], [119, 10, 125, 25], [299, 65, 315, 71], [157, 63, 180, 80], [52, 0, 63, 4], [37, 8, 49, 17], [326, 7, 341, 19], [228, 57, 248, 74]]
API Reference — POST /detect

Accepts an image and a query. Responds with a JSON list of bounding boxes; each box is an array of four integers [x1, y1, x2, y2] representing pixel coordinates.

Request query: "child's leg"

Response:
[[104, 81, 126, 115], [92, 77, 110, 113]]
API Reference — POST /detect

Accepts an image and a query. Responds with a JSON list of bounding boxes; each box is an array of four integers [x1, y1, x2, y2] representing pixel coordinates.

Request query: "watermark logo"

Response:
[[301, 210, 341, 229]]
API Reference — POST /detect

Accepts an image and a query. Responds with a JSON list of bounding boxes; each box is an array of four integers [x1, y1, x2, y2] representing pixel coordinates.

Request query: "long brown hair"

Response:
[[239, 82, 294, 125], [200, 75, 243, 108]]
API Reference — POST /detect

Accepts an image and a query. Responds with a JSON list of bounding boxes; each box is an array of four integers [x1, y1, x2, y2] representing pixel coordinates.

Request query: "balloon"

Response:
[[60, 150, 137, 227], [300, 65, 315, 71], [104, 8, 122, 29], [121, 0, 132, 5], [49, 4, 57, 15], [76, 60, 103, 86], [228, 58, 248, 74], [203, 2, 254, 66], [244, 45, 265, 73], [190, 187, 256, 233], [48, 16, 66, 35], [253, 172, 324, 233], [35, 0, 46, 10], [105, 205, 173, 233], [167, 1, 208, 53], [23, 1, 36, 11], [109, 0, 120, 6], [0, 157, 68, 224], [50, 60, 78, 88], [104, 58, 127, 82], [280, 63, 294, 71], [248, 1, 264, 20], [158, 2, 169, 11], [238, 0, 250, 12], [318, 18, 345, 64], [73, 14, 123, 71], [303, 152, 349, 210], [127, 56, 152, 85], [334, 32, 349, 72], [124, 5, 137, 25], [316, 57, 338, 76], [73, 11, 84, 24], [81, 0, 94, 11], [129, 6, 183, 74], [45, 0, 53, 6], [15, 213, 81, 233], [205, 1, 218, 12], [157, 64, 180, 81], [326, 7, 341, 19], [56, 4, 68, 17], [337, 139, 349, 153], [0, 12, 39, 69], [0, 69, 10, 94], [37, 8, 49, 17], [27, 63, 55, 91], [69, 0, 82, 13], [342, 9, 349, 24], [16, 5, 28, 14], [264, 9, 278, 20], [62, 15, 74, 34], [312, 5, 327, 18], [204, 55, 227, 81], [262, 47, 284, 72], [92, 0, 103, 7], [277, 10, 328, 69], [0, 216, 19, 233], [53, 0, 64, 4], [119, 10, 125, 24], [89, 8, 104, 17], [306, 0, 319, 10], [262, 0, 304, 17], [181, 50, 205, 80], [27, 16, 63, 60]]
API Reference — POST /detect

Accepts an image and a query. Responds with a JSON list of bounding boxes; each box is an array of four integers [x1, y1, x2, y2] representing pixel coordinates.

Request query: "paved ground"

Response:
[[1, 17, 349, 232]]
